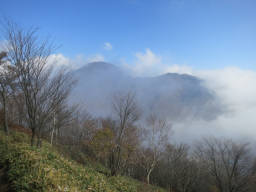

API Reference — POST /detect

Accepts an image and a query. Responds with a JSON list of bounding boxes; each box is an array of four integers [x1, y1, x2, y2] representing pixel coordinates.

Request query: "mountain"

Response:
[[74, 62, 122, 76], [71, 62, 222, 121]]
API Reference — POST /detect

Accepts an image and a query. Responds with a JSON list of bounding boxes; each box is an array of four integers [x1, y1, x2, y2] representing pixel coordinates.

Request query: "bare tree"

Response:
[[11, 92, 26, 126], [0, 51, 16, 134], [195, 137, 253, 192], [59, 108, 97, 146], [49, 102, 77, 145], [164, 144, 200, 192], [110, 91, 140, 176], [3, 21, 75, 146], [140, 114, 170, 184]]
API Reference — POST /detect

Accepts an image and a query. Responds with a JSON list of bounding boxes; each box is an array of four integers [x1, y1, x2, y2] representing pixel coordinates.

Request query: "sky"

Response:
[[1, 0, 256, 143], [1, 0, 256, 70]]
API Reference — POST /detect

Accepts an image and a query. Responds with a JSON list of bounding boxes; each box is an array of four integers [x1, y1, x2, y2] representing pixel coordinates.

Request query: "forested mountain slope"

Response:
[[0, 129, 165, 192]]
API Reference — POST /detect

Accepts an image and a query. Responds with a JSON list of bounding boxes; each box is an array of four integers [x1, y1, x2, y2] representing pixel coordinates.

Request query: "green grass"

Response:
[[0, 130, 166, 192]]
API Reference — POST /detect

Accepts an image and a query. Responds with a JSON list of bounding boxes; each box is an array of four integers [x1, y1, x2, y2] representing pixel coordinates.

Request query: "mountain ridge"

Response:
[[71, 62, 223, 121]]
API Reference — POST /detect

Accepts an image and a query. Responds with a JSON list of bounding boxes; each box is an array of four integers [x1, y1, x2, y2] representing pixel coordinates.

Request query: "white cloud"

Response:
[[47, 54, 71, 68], [172, 67, 256, 144], [125, 48, 192, 76], [196, 68, 256, 110], [87, 54, 104, 63], [136, 48, 161, 67], [103, 42, 112, 51], [47, 53, 104, 70], [164, 64, 193, 75], [125, 48, 162, 76]]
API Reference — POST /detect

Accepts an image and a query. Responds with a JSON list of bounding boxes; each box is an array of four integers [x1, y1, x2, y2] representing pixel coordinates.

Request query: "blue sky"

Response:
[[1, 0, 256, 70]]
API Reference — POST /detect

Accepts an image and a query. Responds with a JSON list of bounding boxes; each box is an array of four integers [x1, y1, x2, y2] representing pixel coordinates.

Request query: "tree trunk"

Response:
[[37, 137, 42, 148], [111, 168, 117, 176], [169, 184, 173, 192], [36, 130, 42, 148], [110, 145, 122, 176], [115, 146, 121, 175], [50, 126, 54, 145], [31, 128, 36, 146], [110, 152, 117, 176], [147, 168, 153, 184], [2, 92, 9, 135]]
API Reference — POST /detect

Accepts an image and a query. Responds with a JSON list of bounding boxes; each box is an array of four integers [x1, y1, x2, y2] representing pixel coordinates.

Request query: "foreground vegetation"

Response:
[[0, 130, 165, 192]]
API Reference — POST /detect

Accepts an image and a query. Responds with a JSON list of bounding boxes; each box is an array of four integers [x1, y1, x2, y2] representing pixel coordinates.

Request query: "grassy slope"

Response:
[[0, 130, 165, 192]]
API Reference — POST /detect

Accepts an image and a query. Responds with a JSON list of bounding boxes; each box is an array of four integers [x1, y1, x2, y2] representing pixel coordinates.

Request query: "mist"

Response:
[[68, 61, 228, 143]]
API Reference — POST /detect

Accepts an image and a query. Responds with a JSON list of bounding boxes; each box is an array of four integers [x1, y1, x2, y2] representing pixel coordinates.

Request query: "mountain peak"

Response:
[[87, 61, 114, 67], [73, 62, 127, 84], [74, 61, 120, 75], [157, 72, 199, 82], [86, 62, 117, 71]]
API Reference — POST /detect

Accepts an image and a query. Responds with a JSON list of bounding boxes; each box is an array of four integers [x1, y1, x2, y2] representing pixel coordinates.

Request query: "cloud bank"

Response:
[[127, 49, 256, 143]]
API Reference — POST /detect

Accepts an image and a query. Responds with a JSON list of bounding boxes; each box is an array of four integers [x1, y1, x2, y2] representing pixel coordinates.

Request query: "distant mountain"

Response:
[[71, 62, 223, 121], [75, 62, 121, 75]]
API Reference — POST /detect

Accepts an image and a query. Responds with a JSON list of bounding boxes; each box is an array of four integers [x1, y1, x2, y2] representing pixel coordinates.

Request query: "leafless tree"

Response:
[[195, 137, 253, 192], [11, 92, 26, 126], [110, 91, 140, 176], [3, 21, 75, 146], [59, 108, 97, 146], [164, 144, 200, 192], [49, 103, 77, 145], [140, 113, 170, 184], [0, 51, 16, 134]]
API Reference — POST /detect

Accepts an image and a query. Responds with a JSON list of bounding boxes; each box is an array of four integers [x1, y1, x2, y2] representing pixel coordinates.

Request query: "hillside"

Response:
[[0, 130, 165, 192]]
